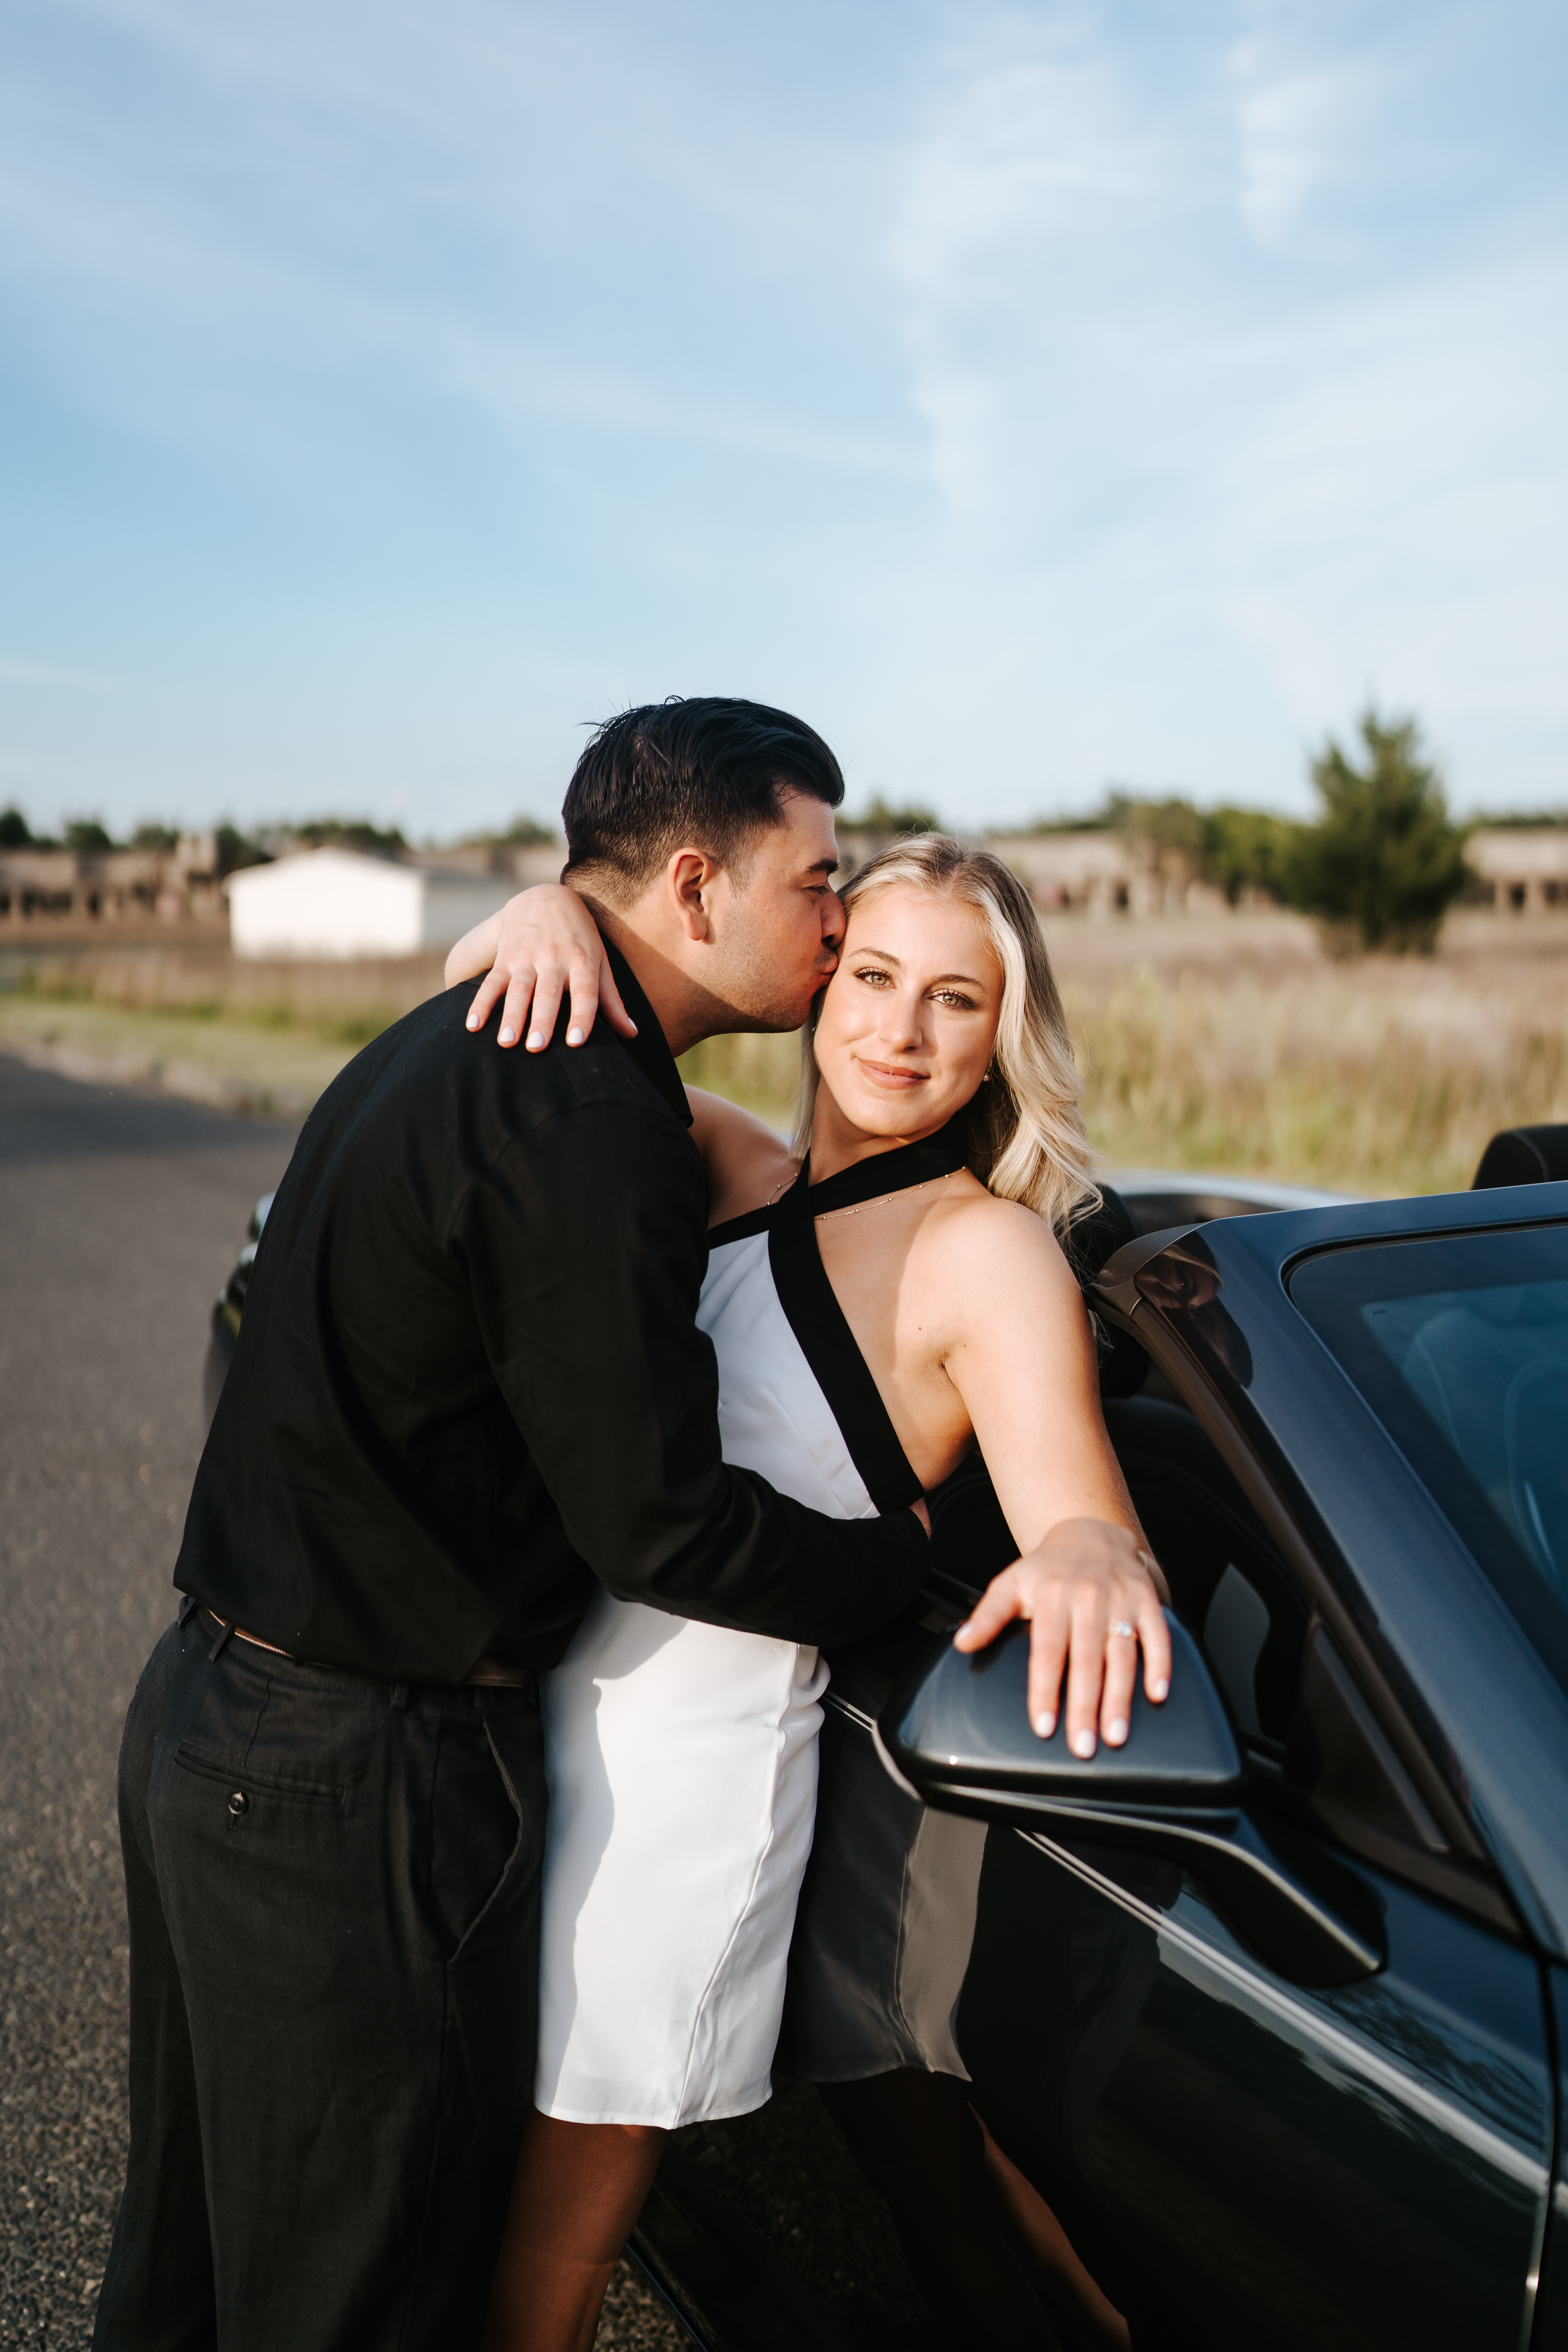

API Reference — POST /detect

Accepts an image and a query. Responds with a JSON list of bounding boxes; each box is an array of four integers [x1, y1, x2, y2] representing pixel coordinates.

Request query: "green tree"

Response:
[[1201, 806, 1306, 904], [290, 818, 409, 858], [214, 824, 270, 876], [63, 817, 117, 853], [0, 805, 34, 849], [1106, 791, 1207, 866], [131, 822, 181, 853], [848, 794, 941, 835], [1287, 708, 1468, 954]]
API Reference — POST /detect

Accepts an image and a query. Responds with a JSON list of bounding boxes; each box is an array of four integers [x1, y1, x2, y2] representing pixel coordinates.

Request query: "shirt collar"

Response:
[[602, 936, 693, 1127]]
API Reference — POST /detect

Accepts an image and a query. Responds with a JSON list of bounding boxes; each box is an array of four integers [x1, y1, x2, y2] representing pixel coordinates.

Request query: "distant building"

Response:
[[0, 834, 221, 926], [836, 828, 1227, 916], [1465, 828, 1568, 913], [226, 848, 518, 959]]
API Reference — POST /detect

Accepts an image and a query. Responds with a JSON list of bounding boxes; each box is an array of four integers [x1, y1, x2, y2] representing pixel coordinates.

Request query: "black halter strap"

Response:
[[758, 1125, 969, 1512]]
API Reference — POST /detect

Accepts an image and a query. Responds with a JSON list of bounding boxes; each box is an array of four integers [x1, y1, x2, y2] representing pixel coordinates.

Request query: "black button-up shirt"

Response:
[[176, 948, 926, 1681]]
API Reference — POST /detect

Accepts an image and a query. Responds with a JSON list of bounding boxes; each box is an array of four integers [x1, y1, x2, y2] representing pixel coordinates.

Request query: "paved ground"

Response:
[[0, 1052, 681, 2350]]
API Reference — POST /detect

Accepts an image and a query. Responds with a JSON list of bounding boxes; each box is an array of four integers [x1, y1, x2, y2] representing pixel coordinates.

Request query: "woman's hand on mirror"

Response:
[[951, 1518, 1170, 1758], [445, 884, 637, 1051]]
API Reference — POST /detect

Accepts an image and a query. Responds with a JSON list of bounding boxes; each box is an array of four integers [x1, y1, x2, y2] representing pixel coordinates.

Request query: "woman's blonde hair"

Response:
[[795, 835, 1098, 1236]]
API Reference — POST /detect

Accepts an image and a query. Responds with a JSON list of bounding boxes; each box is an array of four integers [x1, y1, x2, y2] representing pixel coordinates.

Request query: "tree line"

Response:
[[861, 708, 1512, 957]]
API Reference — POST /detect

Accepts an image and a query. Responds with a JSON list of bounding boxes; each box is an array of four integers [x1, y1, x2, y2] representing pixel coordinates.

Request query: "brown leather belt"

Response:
[[201, 1611, 535, 1689]]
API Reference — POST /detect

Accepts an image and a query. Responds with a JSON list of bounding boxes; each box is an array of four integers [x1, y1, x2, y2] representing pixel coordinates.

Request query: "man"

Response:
[[96, 699, 935, 2351]]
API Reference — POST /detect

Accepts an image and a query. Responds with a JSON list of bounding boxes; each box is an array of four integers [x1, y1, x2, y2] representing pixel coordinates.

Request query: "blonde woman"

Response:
[[452, 838, 1167, 2352]]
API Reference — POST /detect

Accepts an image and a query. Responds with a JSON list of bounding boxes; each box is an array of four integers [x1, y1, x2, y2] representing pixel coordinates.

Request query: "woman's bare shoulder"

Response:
[[686, 1088, 799, 1228], [920, 1185, 1078, 1303]]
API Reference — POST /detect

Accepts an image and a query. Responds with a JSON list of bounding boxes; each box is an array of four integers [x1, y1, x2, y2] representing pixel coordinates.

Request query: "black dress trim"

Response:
[[766, 1179, 921, 1511], [704, 1125, 971, 1511], [766, 1125, 973, 1511], [706, 1198, 785, 1250], [804, 1125, 971, 1216]]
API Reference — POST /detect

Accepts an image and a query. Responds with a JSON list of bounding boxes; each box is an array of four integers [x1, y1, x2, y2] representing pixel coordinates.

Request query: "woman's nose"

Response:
[[877, 992, 926, 1050]]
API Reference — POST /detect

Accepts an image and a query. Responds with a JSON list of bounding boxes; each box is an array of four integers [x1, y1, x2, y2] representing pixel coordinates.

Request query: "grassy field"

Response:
[[4, 913, 1566, 1194], [0, 945, 445, 1118]]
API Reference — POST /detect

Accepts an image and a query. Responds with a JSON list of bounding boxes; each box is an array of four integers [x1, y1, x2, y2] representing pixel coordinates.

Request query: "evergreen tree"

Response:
[[1287, 709, 1468, 954]]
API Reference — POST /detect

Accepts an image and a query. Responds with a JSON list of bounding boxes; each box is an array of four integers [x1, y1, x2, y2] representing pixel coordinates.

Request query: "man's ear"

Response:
[[667, 848, 722, 944]]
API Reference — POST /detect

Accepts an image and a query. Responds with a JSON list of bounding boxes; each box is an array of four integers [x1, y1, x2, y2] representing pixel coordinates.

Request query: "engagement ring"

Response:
[[1109, 1621, 1136, 1640]]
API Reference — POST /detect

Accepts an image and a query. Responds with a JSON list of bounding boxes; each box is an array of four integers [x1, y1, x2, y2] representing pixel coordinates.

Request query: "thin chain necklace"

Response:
[[815, 1170, 957, 1220]]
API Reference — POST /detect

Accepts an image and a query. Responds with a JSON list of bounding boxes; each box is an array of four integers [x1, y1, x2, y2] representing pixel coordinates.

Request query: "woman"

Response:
[[451, 837, 1166, 2351]]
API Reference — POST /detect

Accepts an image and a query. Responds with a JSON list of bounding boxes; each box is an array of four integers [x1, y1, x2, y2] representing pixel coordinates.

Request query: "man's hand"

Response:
[[952, 1518, 1171, 1757], [444, 885, 638, 1052]]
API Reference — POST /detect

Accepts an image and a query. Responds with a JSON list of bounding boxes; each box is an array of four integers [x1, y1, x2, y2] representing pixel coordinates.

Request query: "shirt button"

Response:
[[228, 1789, 249, 1817]]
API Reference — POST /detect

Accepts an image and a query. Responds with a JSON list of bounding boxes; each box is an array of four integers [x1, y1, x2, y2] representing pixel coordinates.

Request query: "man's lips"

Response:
[[855, 1059, 928, 1089]]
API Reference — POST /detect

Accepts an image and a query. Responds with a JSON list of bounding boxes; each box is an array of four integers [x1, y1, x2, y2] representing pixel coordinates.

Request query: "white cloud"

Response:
[[1227, 27, 1381, 249]]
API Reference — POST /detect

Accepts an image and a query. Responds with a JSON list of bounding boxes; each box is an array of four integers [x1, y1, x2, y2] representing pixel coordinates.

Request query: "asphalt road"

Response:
[[0, 1051, 682, 2351]]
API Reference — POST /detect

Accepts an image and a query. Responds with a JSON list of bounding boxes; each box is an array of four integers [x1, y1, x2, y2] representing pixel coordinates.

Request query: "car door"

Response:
[[901, 1308, 1553, 2348]]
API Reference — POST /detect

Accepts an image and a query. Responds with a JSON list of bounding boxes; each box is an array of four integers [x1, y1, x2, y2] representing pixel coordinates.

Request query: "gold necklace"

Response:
[[815, 1171, 956, 1220]]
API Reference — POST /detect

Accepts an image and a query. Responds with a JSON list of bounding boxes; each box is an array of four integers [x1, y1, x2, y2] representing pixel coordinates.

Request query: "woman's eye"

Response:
[[853, 967, 893, 987], [933, 990, 976, 1010]]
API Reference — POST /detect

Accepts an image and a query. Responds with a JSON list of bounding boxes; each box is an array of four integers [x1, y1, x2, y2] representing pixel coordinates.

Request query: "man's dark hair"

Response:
[[561, 697, 844, 900]]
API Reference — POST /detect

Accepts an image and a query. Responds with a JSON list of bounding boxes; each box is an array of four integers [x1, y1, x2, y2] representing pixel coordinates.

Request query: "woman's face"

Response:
[[812, 884, 1004, 1141]]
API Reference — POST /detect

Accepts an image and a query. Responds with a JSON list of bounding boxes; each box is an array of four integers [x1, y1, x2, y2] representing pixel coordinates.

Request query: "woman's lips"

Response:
[[855, 1059, 928, 1089]]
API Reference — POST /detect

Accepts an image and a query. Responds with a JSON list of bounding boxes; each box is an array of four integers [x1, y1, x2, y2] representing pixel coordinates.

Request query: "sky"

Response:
[[1, 0, 1565, 840]]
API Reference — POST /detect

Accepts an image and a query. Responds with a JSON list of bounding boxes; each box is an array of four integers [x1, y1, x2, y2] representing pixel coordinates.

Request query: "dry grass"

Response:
[[683, 913, 1568, 1198], [0, 944, 448, 1117], [0, 941, 446, 1040], [4, 917, 1565, 1194]]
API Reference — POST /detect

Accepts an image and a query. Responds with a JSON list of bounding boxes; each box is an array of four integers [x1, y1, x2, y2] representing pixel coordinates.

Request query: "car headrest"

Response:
[[1472, 1125, 1568, 1189]]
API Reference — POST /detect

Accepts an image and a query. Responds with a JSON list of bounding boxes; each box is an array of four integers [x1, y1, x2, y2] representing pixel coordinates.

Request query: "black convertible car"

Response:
[[203, 1126, 1568, 2351]]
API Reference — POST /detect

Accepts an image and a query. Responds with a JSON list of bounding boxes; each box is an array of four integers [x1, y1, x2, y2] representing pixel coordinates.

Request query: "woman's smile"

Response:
[[853, 1057, 929, 1090]]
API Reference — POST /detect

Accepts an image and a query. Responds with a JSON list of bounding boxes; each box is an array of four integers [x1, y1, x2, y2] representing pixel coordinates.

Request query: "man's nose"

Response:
[[820, 892, 846, 949]]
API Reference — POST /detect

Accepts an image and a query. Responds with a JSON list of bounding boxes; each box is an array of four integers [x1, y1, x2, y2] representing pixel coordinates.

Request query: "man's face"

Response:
[[706, 790, 844, 1033]]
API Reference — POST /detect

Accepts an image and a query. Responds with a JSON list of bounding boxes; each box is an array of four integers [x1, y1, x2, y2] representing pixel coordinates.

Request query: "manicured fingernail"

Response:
[[466, 1012, 480, 1029], [526, 1030, 545, 1050], [566, 1026, 584, 1045], [498, 1026, 517, 1045], [1034, 1711, 1055, 1738], [626, 1020, 638, 1033], [1107, 1719, 1129, 1745], [1152, 1678, 1170, 1702], [1071, 1728, 1096, 1759]]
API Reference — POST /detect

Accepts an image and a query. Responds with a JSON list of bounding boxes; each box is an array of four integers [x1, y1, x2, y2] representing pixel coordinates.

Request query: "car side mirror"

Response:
[[881, 1613, 1386, 1990]]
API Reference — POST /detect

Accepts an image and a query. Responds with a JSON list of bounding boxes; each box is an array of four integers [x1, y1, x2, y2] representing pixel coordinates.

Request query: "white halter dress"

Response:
[[533, 1143, 954, 2129]]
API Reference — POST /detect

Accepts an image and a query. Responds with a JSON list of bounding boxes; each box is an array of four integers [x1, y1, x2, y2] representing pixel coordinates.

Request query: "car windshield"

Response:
[[1289, 1223, 1568, 1692]]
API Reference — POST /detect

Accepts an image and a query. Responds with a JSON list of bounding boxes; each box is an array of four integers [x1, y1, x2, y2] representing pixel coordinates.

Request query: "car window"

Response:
[[1103, 1394, 1308, 1753], [1290, 1224, 1568, 1697]]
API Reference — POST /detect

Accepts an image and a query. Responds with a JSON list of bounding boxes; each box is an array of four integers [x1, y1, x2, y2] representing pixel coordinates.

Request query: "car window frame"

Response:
[[1093, 1259, 1519, 1936]]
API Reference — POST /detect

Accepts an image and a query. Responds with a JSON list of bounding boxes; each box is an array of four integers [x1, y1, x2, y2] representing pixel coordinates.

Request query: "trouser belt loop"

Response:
[[177, 1593, 199, 1628], [207, 1617, 236, 1663]]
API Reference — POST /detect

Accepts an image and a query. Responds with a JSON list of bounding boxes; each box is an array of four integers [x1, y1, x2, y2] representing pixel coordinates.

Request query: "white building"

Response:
[[1465, 828, 1568, 914], [226, 848, 518, 959]]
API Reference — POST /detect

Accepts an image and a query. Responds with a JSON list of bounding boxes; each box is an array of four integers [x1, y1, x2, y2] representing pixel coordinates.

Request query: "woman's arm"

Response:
[[444, 885, 637, 1051], [932, 1200, 1172, 1756]]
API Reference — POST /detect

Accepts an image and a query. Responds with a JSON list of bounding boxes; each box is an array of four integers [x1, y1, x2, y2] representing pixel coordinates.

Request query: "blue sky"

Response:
[[2, 0, 1565, 838]]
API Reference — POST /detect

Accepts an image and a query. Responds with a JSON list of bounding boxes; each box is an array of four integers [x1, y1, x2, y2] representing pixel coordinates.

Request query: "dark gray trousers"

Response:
[[93, 1610, 546, 2352]]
